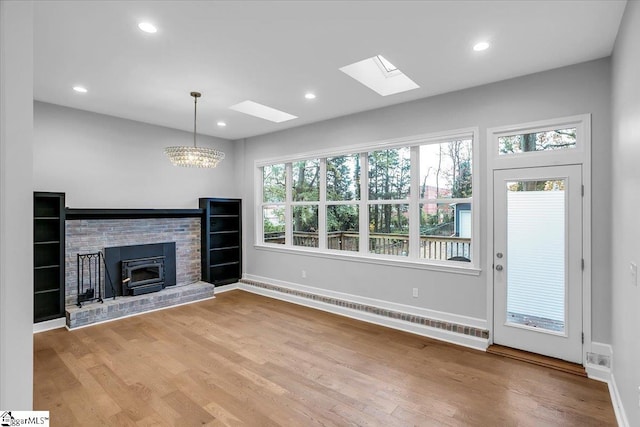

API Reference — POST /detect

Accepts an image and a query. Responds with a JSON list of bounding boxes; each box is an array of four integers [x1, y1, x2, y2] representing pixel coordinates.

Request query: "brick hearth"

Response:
[[66, 281, 215, 329]]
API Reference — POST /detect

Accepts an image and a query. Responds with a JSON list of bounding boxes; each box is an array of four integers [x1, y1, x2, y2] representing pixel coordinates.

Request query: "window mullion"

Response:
[[318, 158, 327, 250], [285, 162, 293, 246], [409, 146, 420, 259], [257, 166, 264, 245], [359, 152, 369, 254]]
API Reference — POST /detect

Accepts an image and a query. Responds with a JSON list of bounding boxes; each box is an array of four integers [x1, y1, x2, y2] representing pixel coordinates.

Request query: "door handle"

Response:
[[495, 265, 503, 271]]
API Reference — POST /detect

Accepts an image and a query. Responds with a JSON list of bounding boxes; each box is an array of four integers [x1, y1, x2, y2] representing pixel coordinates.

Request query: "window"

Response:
[[262, 164, 285, 245], [368, 147, 410, 256], [292, 160, 319, 247], [326, 155, 360, 251], [419, 140, 472, 261], [257, 129, 477, 269], [498, 128, 577, 155]]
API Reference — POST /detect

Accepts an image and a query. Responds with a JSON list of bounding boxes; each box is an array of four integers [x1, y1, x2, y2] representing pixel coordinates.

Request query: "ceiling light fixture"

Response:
[[138, 22, 157, 33], [473, 41, 490, 51], [217, 121, 227, 127], [165, 92, 225, 168], [73, 86, 88, 93], [304, 93, 316, 100]]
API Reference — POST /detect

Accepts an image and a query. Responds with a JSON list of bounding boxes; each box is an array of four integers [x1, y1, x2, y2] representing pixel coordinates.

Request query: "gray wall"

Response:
[[611, 1, 640, 424], [34, 102, 239, 208], [239, 59, 612, 341], [0, 0, 34, 410]]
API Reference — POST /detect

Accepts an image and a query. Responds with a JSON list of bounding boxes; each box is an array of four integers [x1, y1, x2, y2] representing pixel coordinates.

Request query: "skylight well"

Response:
[[229, 100, 297, 123], [340, 55, 419, 96]]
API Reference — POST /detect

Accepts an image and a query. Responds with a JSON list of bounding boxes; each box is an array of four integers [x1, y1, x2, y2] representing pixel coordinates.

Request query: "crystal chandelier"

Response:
[[165, 92, 225, 168]]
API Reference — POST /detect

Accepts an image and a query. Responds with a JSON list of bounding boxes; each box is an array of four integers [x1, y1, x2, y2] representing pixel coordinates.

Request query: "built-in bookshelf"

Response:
[[34, 192, 65, 322], [199, 198, 241, 286]]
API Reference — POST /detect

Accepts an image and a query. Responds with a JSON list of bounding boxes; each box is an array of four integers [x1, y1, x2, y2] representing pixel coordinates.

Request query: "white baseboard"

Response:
[[240, 274, 488, 351], [586, 341, 612, 382], [33, 317, 66, 333], [609, 374, 630, 427], [214, 283, 240, 294]]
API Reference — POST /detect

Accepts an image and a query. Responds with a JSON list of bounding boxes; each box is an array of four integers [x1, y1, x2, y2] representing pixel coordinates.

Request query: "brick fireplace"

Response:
[[65, 218, 200, 306], [64, 217, 214, 328]]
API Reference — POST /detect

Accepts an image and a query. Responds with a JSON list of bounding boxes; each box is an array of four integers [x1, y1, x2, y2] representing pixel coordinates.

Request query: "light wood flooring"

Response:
[[34, 290, 616, 426]]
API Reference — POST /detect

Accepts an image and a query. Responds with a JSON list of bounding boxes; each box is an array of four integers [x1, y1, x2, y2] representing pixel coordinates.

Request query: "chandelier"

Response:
[[165, 91, 225, 168]]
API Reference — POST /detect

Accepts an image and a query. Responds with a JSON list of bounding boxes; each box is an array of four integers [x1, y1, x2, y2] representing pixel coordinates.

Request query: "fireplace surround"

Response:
[[104, 242, 176, 298]]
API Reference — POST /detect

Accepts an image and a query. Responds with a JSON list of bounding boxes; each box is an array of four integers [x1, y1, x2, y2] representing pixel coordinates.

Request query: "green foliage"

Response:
[[498, 129, 577, 154], [293, 160, 320, 201], [263, 164, 285, 203], [327, 205, 358, 233]]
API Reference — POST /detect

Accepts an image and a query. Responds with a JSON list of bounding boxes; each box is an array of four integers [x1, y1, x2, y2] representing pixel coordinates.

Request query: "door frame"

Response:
[[486, 114, 592, 364]]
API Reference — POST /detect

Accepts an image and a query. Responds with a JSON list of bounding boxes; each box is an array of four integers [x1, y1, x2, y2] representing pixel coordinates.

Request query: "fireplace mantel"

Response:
[[65, 208, 203, 220]]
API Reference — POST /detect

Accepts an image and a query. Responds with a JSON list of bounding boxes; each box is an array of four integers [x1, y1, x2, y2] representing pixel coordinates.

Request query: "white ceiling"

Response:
[[34, 1, 627, 140]]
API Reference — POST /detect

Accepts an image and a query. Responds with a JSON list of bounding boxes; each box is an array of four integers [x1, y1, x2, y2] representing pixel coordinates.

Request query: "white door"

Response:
[[493, 165, 582, 363]]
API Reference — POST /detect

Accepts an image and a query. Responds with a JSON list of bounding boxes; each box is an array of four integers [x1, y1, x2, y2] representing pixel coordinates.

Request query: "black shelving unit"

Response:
[[34, 192, 65, 322], [199, 198, 241, 286]]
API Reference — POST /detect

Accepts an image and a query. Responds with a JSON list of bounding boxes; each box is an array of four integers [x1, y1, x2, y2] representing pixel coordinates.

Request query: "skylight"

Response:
[[340, 55, 419, 96], [375, 55, 398, 73], [229, 100, 297, 123]]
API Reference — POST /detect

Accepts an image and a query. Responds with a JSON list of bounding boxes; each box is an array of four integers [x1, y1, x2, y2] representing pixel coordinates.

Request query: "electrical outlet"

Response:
[[412, 288, 418, 298], [301, 270, 307, 279], [630, 262, 637, 287]]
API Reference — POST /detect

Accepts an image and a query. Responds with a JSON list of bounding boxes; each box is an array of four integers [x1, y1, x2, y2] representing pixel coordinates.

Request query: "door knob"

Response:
[[495, 265, 503, 271]]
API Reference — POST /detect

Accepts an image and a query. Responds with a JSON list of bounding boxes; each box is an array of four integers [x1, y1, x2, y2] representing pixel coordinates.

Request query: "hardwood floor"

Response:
[[34, 290, 616, 426]]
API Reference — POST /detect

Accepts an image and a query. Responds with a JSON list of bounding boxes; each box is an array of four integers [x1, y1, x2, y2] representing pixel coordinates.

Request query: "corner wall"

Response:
[[240, 59, 612, 342], [34, 101, 239, 208], [611, 1, 640, 425], [0, 0, 34, 409]]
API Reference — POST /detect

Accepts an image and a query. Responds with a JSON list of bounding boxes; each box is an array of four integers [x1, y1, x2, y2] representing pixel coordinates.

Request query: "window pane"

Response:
[[419, 203, 471, 261], [327, 154, 361, 201], [293, 205, 318, 247], [263, 206, 285, 245], [368, 204, 409, 256], [292, 159, 320, 202], [263, 164, 286, 203], [498, 128, 576, 155], [419, 140, 472, 199], [327, 205, 359, 251], [368, 147, 411, 200], [506, 180, 565, 332]]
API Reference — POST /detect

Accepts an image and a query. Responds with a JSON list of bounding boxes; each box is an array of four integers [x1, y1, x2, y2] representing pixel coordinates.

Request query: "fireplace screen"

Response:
[[121, 256, 165, 296]]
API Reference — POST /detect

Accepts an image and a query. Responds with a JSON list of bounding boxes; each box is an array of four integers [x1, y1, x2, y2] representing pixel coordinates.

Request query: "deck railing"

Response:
[[264, 231, 471, 261]]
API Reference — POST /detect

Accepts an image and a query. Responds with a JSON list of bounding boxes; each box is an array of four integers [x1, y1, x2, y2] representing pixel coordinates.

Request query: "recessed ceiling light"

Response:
[[304, 93, 316, 100], [217, 121, 227, 127], [339, 55, 419, 96], [73, 86, 88, 93], [473, 41, 490, 52], [138, 22, 157, 34], [229, 100, 297, 123]]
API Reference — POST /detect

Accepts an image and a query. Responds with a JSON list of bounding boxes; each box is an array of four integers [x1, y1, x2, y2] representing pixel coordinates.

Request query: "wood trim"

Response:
[[487, 344, 587, 377]]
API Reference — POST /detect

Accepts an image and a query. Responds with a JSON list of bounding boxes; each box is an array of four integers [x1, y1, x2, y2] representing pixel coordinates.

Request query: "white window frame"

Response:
[[254, 128, 481, 275], [486, 114, 592, 362]]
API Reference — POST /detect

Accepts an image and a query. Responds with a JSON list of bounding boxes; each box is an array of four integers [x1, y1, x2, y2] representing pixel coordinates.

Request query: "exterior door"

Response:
[[493, 165, 582, 363]]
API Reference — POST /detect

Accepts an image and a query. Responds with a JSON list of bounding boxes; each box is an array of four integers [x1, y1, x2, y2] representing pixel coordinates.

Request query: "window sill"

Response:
[[253, 244, 482, 276]]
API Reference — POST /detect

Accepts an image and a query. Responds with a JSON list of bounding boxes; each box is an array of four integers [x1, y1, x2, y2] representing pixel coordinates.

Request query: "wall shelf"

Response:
[[65, 208, 203, 220], [33, 192, 65, 323], [200, 198, 242, 287]]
